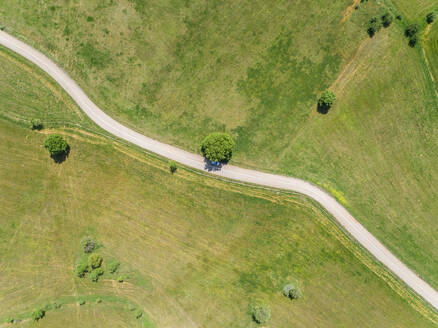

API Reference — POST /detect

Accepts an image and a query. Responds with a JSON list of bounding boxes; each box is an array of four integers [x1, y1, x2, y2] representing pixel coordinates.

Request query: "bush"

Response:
[[405, 24, 419, 38], [367, 17, 382, 37], [6, 317, 14, 323], [88, 253, 103, 269], [117, 276, 124, 283], [283, 283, 302, 300], [96, 298, 103, 303], [30, 118, 43, 130], [201, 132, 235, 162], [251, 304, 271, 324], [135, 310, 143, 319], [44, 134, 69, 156], [107, 260, 120, 274], [396, 15, 402, 20], [426, 12, 435, 24], [318, 90, 336, 112], [90, 267, 104, 282], [381, 13, 393, 27], [81, 236, 96, 253], [75, 257, 89, 277], [169, 161, 177, 174], [408, 35, 418, 47], [78, 299, 86, 305], [53, 302, 62, 309], [32, 309, 45, 321]]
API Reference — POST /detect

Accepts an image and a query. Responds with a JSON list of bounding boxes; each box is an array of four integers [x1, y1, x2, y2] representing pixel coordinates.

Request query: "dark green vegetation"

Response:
[[251, 303, 271, 325], [201, 132, 235, 162], [0, 51, 436, 324], [169, 160, 177, 174], [426, 12, 435, 24], [317, 90, 336, 113], [44, 134, 69, 155], [283, 283, 302, 300]]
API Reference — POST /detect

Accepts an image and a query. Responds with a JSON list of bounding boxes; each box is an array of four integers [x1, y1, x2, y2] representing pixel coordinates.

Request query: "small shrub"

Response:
[[90, 267, 104, 282], [78, 299, 86, 306], [86, 16, 94, 22], [381, 13, 393, 27], [396, 15, 402, 20], [201, 132, 235, 162], [32, 309, 45, 321], [283, 283, 302, 300], [88, 253, 103, 269], [53, 302, 62, 309], [426, 12, 435, 24], [405, 24, 419, 38], [117, 276, 124, 283], [30, 118, 43, 130], [408, 35, 418, 47], [107, 260, 120, 274], [44, 134, 69, 156], [128, 304, 136, 311], [317, 90, 336, 113], [169, 161, 177, 174], [6, 317, 14, 323], [75, 257, 89, 277], [81, 236, 96, 253], [135, 310, 143, 319], [251, 304, 271, 324], [96, 298, 103, 303], [367, 17, 382, 37]]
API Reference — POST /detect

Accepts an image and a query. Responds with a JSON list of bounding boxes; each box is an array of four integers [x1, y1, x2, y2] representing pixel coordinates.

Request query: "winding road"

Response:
[[1, 30, 438, 311]]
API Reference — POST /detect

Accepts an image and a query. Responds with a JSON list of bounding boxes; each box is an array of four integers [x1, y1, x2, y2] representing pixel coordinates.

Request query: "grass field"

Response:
[[1, 119, 436, 327], [0, 50, 437, 326], [1, 0, 438, 293]]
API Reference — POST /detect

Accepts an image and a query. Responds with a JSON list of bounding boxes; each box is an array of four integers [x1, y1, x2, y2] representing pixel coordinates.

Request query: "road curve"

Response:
[[1, 30, 438, 310]]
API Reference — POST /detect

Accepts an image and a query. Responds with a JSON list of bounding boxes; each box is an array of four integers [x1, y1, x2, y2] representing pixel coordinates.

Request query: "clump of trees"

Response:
[[381, 13, 393, 28], [90, 267, 104, 282], [283, 283, 302, 300], [317, 90, 336, 113], [427, 12, 436, 24], [44, 134, 69, 162], [88, 253, 103, 269], [405, 24, 419, 47], [32, 309, 45, 321], [367, 12, 393, 37], [201, 132, 235, 162], [251, 303, 271, 325]]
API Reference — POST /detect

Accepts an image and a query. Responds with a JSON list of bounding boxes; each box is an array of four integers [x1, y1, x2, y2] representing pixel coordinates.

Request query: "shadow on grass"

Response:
[[50, 146, 70, 164], [317, 103, 330, 115]]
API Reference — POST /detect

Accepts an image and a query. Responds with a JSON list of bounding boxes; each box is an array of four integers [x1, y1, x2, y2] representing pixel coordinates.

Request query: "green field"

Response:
[[1, 0, 437, 291], [0, 49, 437, 326]]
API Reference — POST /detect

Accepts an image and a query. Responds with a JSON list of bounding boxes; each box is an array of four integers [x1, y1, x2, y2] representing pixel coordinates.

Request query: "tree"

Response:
[[90, 267, 104, 282], [426, 12, 435, 24], [30, 118, 43, 130], [408, 35, 418, 47], [251, 304, 271, 324], [44, 134, 69, 156], [88, 253, 103, 269], [169, 161, 177, 174], [283, 283, 302, 300], [405, 24, 419, 38], [367, 17, 382, 37], [381, 13, 393, 27], [318, 90, 336, 113], [201, 132, 235, 162]]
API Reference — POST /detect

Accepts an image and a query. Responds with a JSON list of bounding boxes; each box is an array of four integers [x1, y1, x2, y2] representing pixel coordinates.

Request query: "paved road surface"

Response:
[[1, 30, 438, 310]]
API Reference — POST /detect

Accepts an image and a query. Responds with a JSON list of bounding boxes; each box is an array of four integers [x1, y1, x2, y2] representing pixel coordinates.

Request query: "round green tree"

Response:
[[251, 304, 271, 324], [44, 134, 69, 156], [318, 90, 336, 112], [283, 283, 302, 300], [201, 132, 235, 162]]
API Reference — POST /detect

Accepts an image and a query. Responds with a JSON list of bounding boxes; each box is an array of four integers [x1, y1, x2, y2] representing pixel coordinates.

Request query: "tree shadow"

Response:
[[203, 157, 223, 172], [50, 146, 70, 164], [317, 103, 330, 115]]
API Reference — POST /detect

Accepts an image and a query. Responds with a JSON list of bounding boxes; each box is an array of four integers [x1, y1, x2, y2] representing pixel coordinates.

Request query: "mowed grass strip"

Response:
[[0, 119, 436, 327]]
